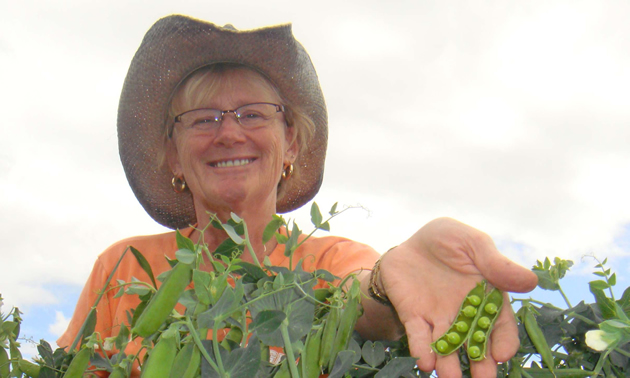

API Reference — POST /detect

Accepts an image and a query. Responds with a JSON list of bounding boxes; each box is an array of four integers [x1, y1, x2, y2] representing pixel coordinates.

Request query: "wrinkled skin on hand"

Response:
[[379, 217, 538, 378]]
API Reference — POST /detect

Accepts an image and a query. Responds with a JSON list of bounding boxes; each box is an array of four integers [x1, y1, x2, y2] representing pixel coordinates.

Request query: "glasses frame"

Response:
[[170, 102, 285, 138]]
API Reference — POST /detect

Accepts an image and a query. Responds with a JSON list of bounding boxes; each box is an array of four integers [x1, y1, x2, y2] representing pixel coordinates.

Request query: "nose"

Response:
[[213, 111, 246, 146]]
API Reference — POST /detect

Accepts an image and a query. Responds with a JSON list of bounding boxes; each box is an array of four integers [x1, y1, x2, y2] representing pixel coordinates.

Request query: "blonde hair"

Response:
[[159, 63, 316, 194]]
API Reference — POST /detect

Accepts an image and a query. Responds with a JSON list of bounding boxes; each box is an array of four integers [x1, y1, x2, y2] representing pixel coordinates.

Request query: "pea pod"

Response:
[[522, 305, 555, 374], [63, 346, 91, 378], [141, 334, 177, 377], [318, 300, 341, 368], [132, 262, 193, 337], [328, 280, 362, 372], [431, 281, 486, 356], [18, 359, 40, 378], [1, 348, 10, 377], [170, 342, 201, 378], [300, 326, 323, 378], [466, 288, 503, 361]]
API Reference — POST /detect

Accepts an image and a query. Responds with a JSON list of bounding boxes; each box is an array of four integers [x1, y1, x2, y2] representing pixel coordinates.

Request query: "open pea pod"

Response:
[[431, 281, 486, 356], [466, 288, 503, 361]]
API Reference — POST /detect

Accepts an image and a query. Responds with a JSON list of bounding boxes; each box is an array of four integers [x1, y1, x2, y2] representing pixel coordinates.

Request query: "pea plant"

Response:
[[1, 204, 628, 377]]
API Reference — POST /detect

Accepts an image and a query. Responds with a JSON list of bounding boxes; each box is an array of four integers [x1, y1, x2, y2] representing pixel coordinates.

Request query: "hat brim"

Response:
[[117, 15, 328, 229]]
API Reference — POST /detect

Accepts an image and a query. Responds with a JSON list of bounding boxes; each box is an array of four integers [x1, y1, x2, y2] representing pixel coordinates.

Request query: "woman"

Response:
[[59, 15, 537, 378]]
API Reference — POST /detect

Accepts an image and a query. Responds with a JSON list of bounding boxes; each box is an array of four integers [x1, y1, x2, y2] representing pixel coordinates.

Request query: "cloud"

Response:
[[49, 311, 71, 337]]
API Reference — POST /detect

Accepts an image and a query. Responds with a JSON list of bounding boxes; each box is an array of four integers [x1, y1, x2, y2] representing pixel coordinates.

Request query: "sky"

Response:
[[1, 0, 630, 356]]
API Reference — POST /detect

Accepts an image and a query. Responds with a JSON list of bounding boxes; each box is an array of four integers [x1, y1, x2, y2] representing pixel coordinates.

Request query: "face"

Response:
[[167, 69, 298, 216]]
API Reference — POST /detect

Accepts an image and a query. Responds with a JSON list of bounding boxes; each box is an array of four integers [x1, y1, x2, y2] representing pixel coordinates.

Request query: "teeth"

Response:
[[213, 159, 253, 168]]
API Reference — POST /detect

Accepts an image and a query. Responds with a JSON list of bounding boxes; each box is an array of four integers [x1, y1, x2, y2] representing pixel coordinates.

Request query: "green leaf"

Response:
[[609, 273, 617, 286], [593, 271, 607, 277], [284, 222, 301, 257], [348, 337, 362, 364], [223, 223, 244, 244], [590, 284, 617, 319], [175, 248, 195, 264], [275, 233, 289, 244], [263, 215, 284, 244], [543, 257, 551, 270], [310, 202, 323, 228], [213, 238, 243, 259], [590, 280, 611, 291], [533, 270, 560, 291], [603, 257, 608, 265], [175, 230, 196, 251], [374, 356, 418, 378], [230, 212, 242, 223], [250, 310, 286, 335], [329, 202, 338, 215], [193, 270, 212, 305], [81, 308, 97, 346], [130, 246, 157, 289], [362, 340, 386, 368], [328, 350, 355, 378], [318, 221, 330, 231]]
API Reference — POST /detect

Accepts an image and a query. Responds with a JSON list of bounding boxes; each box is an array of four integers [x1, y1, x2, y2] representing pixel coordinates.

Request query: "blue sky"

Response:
[[2, 0, 630, 360]]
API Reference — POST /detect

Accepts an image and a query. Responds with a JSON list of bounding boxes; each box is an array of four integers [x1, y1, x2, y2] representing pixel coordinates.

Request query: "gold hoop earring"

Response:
[[282, 164, 294, 180], [171, 176, 187, 193]]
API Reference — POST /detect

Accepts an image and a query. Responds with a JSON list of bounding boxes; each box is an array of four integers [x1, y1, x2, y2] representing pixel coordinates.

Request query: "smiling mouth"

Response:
[[209, 158, 255, 168]]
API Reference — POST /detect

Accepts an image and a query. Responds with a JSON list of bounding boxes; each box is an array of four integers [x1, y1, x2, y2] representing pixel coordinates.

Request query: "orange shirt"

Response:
[[57, 227, 379, 376]]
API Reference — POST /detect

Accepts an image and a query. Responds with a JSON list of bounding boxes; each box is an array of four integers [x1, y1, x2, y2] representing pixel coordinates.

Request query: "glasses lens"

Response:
[[180, 109, 222, 130], [236, 104, 278, 128]]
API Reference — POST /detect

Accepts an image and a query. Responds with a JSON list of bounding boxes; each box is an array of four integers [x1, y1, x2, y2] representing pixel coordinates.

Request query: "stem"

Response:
[[280, 320, 300, 378], [566, 312, 599, 327], [213, 321, 226, 375], [613, 346, 630, 358], [242, 222, 261, 268], [558, 286, 572, 308], [510, 298, 564, 311], [186, 317, 222, 375]]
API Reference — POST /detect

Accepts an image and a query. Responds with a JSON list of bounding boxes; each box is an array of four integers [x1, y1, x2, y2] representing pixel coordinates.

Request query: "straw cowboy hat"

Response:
[[117, 15, 328, 229]]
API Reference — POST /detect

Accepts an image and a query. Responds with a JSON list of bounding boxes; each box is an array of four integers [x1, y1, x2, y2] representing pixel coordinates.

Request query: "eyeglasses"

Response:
[[172, 102, 285, 136]]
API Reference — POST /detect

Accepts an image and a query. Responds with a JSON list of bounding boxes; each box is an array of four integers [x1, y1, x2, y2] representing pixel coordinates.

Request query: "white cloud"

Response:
[[49, 311, 71, 338]]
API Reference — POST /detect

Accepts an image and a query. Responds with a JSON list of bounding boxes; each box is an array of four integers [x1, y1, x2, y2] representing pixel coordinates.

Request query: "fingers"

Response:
[[405, 318, 437, 372], [467, 231, 538, 294], [489, 296, 520, 362]]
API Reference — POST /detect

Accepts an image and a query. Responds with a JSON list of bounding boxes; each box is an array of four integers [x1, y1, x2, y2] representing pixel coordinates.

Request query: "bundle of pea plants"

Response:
[[1, 203, 629, 378], [0, 203, 418, 378]]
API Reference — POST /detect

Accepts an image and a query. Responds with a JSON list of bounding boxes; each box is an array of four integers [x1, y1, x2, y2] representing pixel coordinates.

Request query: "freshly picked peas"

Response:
[[431, 281, 487, 356], [430, 281, 504, 361]]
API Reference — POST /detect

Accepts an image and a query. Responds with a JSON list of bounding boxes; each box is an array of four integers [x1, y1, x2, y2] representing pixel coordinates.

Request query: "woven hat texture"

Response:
[[117, 15, 328, 229]]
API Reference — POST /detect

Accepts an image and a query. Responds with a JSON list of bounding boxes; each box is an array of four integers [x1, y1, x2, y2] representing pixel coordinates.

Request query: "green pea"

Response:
[[478, 316, 491, 329], [467, 295, 482, 306], [455, 321, 469, 333], [463, 305, 477, 318], [436, 340, 449, 353], [431, 281, 487, 356], [446, 332, 461, 344], [484, 303, 498, 314], [468, 346, 481, 359], [472, 330, 486, 343], [467, 288, 503, 362]]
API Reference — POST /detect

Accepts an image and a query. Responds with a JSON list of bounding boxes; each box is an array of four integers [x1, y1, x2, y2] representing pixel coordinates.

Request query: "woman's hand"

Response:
[[379, 217, 538, 378]]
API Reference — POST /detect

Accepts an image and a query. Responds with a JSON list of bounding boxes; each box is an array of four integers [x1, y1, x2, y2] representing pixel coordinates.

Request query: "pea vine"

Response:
[[1, 204, 629, 377]]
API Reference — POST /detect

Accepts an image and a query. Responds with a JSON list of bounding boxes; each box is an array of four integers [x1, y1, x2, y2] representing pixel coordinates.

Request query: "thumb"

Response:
[[475, 247, 538, 293]]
